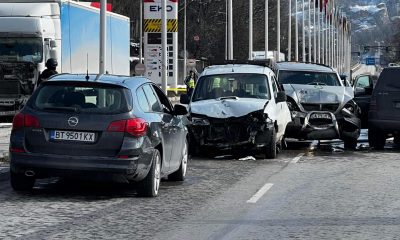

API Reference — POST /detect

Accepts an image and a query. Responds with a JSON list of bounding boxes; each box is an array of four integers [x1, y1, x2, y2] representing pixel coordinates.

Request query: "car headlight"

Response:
[[191, 117, 210, 126], [342, 101, 360, 115]]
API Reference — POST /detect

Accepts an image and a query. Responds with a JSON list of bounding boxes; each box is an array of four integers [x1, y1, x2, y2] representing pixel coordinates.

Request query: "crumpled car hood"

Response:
[[190, 98, 267, 118], [283, 84, 353, 104]]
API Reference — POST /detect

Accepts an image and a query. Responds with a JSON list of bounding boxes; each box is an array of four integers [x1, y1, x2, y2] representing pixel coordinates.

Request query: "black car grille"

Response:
[[302, 103, 339, 112]]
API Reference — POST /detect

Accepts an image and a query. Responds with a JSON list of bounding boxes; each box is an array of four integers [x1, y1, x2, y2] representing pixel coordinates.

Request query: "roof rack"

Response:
[[276, 61, 332, 69], [209, 59, 275, 68]]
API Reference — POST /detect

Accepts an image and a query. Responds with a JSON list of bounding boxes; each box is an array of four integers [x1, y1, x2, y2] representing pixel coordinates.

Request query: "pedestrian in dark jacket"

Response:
[[38, 58, 58, 85]]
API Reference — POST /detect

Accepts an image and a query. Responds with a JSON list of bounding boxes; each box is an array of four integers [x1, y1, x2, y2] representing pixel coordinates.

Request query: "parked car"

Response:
[[9, 74, 189, 197], [274, 62, 361, 149], [352, 74, 378, 128], [180, 62, 291, 159], [368, 67, 400, 149]]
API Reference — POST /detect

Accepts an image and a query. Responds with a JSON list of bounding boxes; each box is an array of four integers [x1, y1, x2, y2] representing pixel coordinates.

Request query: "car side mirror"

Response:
[[173, 104, 188, 115], [180, 94, 190, 104], [276, 91, 287, 103]]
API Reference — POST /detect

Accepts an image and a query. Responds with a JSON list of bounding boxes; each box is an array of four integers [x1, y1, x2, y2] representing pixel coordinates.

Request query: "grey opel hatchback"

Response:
[[10, 74, 189, 197]]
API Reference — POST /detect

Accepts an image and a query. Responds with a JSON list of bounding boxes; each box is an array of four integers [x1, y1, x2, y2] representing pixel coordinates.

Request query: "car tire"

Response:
[[368, 128, 386, 150], [10, 170, 35, 191], [169, 139, 188, 181], [265, 128, 277, 159], [137, 149, 161, 197], [343, 137, 358, 150]]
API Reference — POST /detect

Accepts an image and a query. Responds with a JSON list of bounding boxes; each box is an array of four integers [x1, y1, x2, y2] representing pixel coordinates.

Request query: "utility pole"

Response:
[[313, 0, 316, 62], [308, 0, 311, 62], [318, 4, 320, 63], [302, 0, 305, 61], [249, 0, 253, 60], [277, 0, 281, 61], [161, 0, 167, 93], [265, 0, 268, 59], [228, 0, 233, 60], [99, 0, 106, 74], [295, 0, 299, 61], [288, 0, 292, 61], [139, 0, 143, 64], [183, 0, 187, 75]]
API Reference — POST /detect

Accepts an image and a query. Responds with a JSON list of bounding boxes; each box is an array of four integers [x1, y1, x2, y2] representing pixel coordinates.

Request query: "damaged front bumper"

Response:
[[285, 110, 360, 140], [189, 110, 274, 150]]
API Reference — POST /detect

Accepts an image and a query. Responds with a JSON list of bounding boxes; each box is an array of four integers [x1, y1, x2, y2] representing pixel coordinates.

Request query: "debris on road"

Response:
[[238, 156, 256, 161]]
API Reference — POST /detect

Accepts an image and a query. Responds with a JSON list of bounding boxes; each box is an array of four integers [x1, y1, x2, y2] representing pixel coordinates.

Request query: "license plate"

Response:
[[0, 110, 17, 116], [310, 113, 331, 120], [50, 130, 95, 142]]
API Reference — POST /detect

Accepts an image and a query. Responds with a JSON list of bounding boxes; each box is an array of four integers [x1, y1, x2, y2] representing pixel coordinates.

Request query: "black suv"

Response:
[[368, 67, 400, 149], [10, 74, 188, 197]]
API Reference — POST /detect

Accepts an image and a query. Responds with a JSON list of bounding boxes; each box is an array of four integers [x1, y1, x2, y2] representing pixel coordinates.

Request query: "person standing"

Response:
[[184, 70, 197, 96], [38, 58, 58, 85]]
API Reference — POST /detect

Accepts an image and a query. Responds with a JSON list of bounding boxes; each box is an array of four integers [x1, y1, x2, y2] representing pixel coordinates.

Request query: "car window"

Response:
[[192, 73, 270, 101], [142, 84, 162, 112], [278, 70, 341, 86], [376, 68, 400, 91], [136, 87, 151, 112], [151, 85, 173, 113], [31, 82, 132, 114], [355, 76, 370, 88]]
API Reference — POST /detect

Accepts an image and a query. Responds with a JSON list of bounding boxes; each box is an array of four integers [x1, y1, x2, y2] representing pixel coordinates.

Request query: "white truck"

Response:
[[0, 0, 130, 116]]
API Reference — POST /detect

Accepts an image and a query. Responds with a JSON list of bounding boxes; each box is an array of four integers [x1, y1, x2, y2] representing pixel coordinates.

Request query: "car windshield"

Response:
[[192, 73, 270, 101], [0, 38, 43, 63], [31, 82, 132, 114], [278, 70, 341, 86]]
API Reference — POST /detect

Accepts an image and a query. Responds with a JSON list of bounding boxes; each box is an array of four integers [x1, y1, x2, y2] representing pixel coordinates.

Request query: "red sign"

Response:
[[89, 2, 113, 11], [193, 35, 200, 41]]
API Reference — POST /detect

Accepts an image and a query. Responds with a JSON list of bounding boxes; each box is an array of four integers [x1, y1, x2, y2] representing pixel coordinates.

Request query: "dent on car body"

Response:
[[189, 98, 273, 148], [284, 84, 354, 110], [190, 98, 268, 118]]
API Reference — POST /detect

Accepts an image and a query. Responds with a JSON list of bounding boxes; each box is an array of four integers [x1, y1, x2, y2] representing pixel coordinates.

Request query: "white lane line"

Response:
[[290, 153, 305, 164], [247, 183, 274, 204]]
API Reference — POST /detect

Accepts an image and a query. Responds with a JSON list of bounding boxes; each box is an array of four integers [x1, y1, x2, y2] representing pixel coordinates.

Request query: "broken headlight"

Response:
[[342, 100, 360, 116], [191, 117, 210, 126]]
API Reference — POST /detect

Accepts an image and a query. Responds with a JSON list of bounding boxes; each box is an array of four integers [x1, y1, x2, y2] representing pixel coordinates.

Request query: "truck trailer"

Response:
[[0, 0, 130, 116]]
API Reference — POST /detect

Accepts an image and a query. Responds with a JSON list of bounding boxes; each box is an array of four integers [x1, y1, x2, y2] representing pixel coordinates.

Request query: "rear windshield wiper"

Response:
[[42, 106, 80, 113]]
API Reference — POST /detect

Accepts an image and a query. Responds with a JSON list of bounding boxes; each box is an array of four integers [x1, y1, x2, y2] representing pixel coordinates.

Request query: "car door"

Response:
[[270, 74, 290, 140], [150, 84, 185, 172], [141, 84, 173, 173], [374, 68, 400, 121], [353, 75, 373, 128]]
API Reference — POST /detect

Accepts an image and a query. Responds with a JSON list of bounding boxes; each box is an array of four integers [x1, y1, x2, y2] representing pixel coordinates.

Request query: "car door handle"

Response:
[[378, 92, 388, 95]]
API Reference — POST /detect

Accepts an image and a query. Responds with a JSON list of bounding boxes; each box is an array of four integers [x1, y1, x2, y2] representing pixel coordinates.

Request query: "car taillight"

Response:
[[126, 118, 148, 137], [107, 120, 127, 132], [107, 118, 148, 137], [12, 113, 24, 131], [12, 113, 40, 130], [25, 114, 40, 128]]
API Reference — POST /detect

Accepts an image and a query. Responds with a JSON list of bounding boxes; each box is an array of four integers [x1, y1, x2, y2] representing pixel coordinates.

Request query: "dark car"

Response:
[[352, 74, 378, 128], [368, 67, 400, 149], [9, 74, 188, 197]]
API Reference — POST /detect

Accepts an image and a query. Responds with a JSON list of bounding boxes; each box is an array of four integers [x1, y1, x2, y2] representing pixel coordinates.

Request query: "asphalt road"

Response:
[[1, 131, 400, 239]]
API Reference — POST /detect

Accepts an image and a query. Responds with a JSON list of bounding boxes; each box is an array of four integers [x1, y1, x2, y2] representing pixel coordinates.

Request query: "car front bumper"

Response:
[[285, 111, 360, 140]]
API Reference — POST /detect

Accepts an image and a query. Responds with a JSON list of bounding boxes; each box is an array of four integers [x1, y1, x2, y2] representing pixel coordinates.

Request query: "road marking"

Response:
[[290, 153, 305, 164], [247, 183, 274, 204]]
